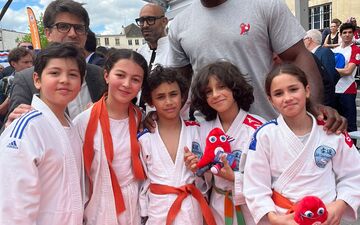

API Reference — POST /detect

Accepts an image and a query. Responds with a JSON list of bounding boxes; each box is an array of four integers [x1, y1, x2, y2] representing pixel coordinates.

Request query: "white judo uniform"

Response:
[[0, 95, 83, 225], [244, 114, 360, 224], [199, 109, 264, 225], [74, 107, 141, 225], [138, 120, 204, 225]]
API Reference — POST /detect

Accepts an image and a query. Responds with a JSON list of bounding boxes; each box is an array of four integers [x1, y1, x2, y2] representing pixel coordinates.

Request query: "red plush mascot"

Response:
[[195, 128, 233, 176], [294, 196, 328, 225]]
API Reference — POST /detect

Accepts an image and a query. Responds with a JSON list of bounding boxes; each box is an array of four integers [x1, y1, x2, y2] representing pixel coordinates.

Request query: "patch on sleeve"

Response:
[[314, 145, 336, 168], [248, 119, 277, 150], [342, 131, 354, 148], [184, 120, 200, 127], [243, 114, 263, 129], [137, 128, 149, 139]]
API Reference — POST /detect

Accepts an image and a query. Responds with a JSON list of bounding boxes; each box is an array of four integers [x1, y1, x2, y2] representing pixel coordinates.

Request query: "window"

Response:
[[105, 38, 109, 46], [135, 39, 139, 45], [128, 39, 133, 46], [96, 38, 100, 46], [115, 38, 120, 45], [309, 4, 331, 30]]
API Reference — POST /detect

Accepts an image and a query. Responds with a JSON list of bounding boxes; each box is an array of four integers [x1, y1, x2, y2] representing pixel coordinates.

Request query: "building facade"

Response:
[[0, 28, 27, 51], [285, 0, 360, 30], [96, 23, 145, 51]]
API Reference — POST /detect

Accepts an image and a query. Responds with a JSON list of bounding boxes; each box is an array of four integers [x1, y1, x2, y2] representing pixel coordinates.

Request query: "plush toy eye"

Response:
[[317, 207, 325, 215], [209, 136, 217, 143], [303, 211, 314, 218], [220, 135, 227, 142]]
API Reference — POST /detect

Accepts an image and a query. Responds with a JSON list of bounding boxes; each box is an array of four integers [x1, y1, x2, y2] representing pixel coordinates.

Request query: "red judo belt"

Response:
[[149, 183, 216, 225]]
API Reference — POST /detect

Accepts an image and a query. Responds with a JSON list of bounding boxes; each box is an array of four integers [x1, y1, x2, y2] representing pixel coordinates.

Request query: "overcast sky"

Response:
[[0, 0, 146, 35]]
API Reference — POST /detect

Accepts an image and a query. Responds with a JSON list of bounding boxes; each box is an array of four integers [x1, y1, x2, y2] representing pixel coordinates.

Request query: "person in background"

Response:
[[323, 19, 342, 49], [84, 29, 105, 67], [347, 17, 360, 45], [0, 47, 33, 126]]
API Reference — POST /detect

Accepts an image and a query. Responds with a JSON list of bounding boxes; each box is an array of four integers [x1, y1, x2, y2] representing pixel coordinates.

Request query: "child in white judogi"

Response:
[[138, 65, 216, 225], [74, 49, 148, 225], [185, 61, 265, 225], [243, 64, 360, 225], [0, 43, 85, 225]]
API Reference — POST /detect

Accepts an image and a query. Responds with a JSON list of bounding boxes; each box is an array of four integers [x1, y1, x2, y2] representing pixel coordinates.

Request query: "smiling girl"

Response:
[[243, 63, 360, 225], [74, 49, 148, 225]]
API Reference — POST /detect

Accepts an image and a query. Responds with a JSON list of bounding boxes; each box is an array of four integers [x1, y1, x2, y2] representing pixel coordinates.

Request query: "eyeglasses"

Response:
[[20, 45, 34, 50], [135, 16, 164, 26], [50, 22, 88, 35]]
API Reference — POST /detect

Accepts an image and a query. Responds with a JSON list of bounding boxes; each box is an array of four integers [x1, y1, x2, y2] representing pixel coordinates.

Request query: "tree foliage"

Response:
[[16, 13, 48, 48]]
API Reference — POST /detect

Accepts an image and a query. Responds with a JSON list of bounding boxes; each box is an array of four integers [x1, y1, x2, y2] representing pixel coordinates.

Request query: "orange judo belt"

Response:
[[149, 183, 216, 225], [272, 190, 296, 213]]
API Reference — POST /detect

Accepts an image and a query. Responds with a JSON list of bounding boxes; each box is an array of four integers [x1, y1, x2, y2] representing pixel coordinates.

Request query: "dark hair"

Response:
[[265, 63, 311, 110], [340, 22, 355, 33], [142, 65, 188, 106], [85, 29, 97, 52], [34, 42, 86, 83], [191, 61, 254, 121], [104, 48, 148, 88], [43, 0, 90, 29], [8, 47, 33, 65], [96, 46, 108, 58]]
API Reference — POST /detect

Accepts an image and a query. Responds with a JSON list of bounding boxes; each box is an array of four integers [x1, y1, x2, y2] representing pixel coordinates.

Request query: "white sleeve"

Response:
[[139, 135, 151, 217], [243, 132, 276, 224], [0, 129, 43, 225], [332, 135, 360, 221]]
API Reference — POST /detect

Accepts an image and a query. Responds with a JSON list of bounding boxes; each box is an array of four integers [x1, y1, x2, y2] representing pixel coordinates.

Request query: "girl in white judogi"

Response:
[[243, 63, 360, 225], [74, 49, 148, 225], [185, 61, 265, 225], [138, 65, 215, 225], [0, 43, 85, 225]]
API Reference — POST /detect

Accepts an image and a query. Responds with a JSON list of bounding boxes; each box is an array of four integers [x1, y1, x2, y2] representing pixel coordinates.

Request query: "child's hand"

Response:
[[184, 147, 198, 173], [267, 211, 297, 225], [216, 154, 235, 181], [321, 200, 347, 225]]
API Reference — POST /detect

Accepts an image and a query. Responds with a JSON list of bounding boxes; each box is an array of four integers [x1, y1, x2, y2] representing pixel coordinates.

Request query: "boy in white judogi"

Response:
[[139, 65, 215, 225], [0, 43, 85, 225]]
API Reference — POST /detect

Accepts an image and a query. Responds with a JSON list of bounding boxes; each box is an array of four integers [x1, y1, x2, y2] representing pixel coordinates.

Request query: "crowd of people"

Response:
[[0, 0, 360, 225]]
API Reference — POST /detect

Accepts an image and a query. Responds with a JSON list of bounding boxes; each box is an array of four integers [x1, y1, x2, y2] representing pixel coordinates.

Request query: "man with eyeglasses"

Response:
[[136, 3, 169, 70], [4, 0, 106, 127]]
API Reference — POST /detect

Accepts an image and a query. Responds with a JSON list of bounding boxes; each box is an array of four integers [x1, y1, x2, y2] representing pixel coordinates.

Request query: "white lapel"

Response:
[[273, 114, 317, 192]]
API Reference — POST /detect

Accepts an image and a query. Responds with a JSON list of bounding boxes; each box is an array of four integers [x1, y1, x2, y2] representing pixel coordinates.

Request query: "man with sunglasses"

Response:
[[4, 0, 106, 127]]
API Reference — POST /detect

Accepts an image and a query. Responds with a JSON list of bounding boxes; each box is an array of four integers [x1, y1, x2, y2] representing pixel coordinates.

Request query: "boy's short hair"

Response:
[[8, 47, 33, 65], [142, 65, 189, 106], [340, 22, 355, 33], [43, 0, 90, 29], [34, 42, 86, 83]]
